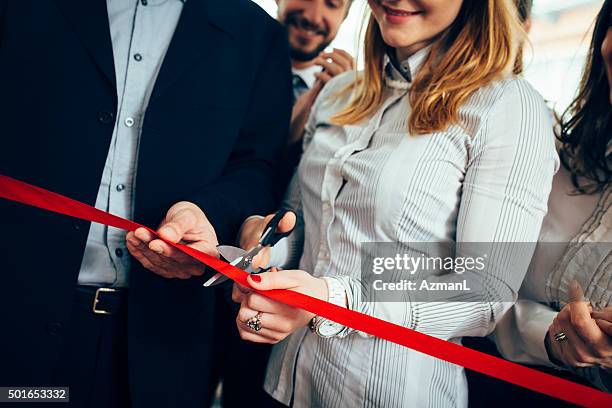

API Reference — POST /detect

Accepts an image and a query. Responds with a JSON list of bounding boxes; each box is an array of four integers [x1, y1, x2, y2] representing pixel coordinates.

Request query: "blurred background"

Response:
[[252, 0, 603, 115]]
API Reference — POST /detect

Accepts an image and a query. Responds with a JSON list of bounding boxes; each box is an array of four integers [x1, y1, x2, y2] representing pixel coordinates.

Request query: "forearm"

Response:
[[328, 275, 510, 340]]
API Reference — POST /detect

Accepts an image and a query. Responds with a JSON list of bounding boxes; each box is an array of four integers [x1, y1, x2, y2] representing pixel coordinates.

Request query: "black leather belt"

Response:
[[76, 285, 127, 316]]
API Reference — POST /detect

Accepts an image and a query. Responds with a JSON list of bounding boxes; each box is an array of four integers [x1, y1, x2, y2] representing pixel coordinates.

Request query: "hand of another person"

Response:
[[313, 48, 355, 85], [237, 211, 296, 269], [289, 81, 323, 145], [546, 281, 612, 369], [288, 49, 355, 145], [126, 201, 219, 279], [592, 306, 612, 337], [232, 269, 328, 344]]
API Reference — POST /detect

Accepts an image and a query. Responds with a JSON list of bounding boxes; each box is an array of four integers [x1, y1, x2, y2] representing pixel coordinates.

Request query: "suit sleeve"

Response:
[[189, 25, 293, 244]]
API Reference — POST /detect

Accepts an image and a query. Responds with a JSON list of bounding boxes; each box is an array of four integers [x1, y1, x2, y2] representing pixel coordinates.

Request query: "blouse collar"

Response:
[[384, 45, 432, 90]]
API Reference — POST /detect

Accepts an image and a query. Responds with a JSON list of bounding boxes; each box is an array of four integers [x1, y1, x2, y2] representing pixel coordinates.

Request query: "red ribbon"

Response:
[[1, 174, 610, 407]]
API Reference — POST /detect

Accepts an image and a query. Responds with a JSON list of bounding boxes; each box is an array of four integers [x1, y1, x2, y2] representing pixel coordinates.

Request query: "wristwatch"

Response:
[[310, 277, 346, 338]]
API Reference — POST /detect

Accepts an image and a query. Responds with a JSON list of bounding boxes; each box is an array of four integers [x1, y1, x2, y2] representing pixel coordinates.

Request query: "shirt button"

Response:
[[141, 0, 148, 5], [124, 117, 134, 127], [115, 248, 124, 258], [134, 53, 143, 62], [97, 111, 114, 124], [116, 184, 125, 192]]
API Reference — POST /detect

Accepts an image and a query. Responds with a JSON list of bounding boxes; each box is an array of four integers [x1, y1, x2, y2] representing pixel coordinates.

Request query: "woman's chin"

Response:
[[379, 30, 416, 50]]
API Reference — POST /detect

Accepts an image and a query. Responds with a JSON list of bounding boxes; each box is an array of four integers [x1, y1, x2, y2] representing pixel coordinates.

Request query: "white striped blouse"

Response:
[[264, 47, 559, 407]]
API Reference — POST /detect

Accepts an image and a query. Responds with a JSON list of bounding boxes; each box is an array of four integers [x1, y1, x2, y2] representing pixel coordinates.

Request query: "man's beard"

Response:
[[289, 41, 332, 62], [285, 12, 331, 62]]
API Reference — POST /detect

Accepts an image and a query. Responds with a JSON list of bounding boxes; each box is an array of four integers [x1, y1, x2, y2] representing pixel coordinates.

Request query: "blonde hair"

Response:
[[332, 0, 525, 134]]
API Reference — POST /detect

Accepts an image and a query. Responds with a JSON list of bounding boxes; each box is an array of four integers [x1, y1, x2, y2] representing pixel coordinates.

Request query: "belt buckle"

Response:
[[93, 287, 116, 315]]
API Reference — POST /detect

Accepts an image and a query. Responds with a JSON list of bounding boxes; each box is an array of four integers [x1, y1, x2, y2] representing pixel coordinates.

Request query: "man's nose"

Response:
[[302, 0, 325, 28]]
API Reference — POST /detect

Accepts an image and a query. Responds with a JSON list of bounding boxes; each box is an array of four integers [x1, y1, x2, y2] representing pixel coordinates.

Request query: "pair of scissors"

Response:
[[202, 209, 296, 287]]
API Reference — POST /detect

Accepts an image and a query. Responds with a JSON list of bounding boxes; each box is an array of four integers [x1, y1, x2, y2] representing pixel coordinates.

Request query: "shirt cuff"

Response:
[[513, 300, 559, 367], [327, 276, 371, 338], [267, 237, 290, 268]]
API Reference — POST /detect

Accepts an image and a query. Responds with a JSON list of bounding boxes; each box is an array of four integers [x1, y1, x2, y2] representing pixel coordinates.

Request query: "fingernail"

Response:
[[250, 275, 262, 283], [569, 279, 585, 301]]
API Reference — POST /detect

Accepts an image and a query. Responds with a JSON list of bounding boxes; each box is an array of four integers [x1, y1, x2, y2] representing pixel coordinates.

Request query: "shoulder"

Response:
[[238, 0, 279, 25], [495, 77, 550, 112], [461, 76, 553, 138], [321, 70, 359, 98], [210, 0, 286, 45], [235, 0, 285, 37], [481, 76, 550, 120], [310, 70, 359, 122]]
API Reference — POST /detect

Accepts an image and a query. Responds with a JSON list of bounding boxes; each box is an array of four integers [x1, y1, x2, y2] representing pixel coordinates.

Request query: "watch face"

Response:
[[317, 320, 343, 337]]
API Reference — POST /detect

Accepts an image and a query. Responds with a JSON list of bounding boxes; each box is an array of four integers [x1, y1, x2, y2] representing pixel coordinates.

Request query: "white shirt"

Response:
[[493, 161, 612, 390], [265, 47, 559, 407], [292, 64, 321, 90]]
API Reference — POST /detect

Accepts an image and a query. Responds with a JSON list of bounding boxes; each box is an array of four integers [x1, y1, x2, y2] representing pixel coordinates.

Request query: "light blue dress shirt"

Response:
[[78, 0, 184, 287]]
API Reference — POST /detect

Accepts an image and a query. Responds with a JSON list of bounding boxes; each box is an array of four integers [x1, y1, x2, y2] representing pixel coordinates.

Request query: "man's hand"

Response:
[[126, 201, 219, 279], [288, 48, 355, 145], [313, 48, 355, 85], [546, 281, 612, 369], [238, 212, 296, 269]]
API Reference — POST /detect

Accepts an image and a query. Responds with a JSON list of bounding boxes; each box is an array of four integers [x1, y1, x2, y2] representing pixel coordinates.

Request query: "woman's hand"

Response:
[[546, 281, 612, 369], [237, 212, 296, 269], [592, 306, 612, 337], [232, 269, 328, 344]]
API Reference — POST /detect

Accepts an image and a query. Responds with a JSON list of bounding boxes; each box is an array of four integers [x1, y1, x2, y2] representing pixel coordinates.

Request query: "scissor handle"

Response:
[[259, 208, 296, 247]]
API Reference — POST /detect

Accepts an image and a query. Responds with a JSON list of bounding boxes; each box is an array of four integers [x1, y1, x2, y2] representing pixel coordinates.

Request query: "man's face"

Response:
[[277, 0, 350, 62]]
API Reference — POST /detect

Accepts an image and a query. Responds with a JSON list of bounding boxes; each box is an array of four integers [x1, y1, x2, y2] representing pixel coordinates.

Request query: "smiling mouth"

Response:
[[293, 25, 323, 38], [382, 4, 423, 17]]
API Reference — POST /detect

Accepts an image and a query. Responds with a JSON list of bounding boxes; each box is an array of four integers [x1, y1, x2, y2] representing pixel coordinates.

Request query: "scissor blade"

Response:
[[203, 246, 246, 287], [203, 272, 228, 287], [217, 245, 246, 263], [237, 245, 264, 270], [202, 245, 262, 287]]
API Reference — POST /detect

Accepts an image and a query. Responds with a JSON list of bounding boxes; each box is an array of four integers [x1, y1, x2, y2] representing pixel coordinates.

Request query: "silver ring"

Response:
[[246, 312, 263, 332], [554, 331, 568, 342]]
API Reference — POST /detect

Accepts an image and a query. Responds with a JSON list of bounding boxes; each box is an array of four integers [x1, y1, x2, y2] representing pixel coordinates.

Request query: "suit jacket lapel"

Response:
[[149, 0, 237, 103], [53, 0, 116, 89]]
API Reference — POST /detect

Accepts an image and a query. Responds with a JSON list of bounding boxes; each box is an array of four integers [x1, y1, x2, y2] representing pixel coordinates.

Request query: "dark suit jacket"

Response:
[[0, 0, 292, 406]]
